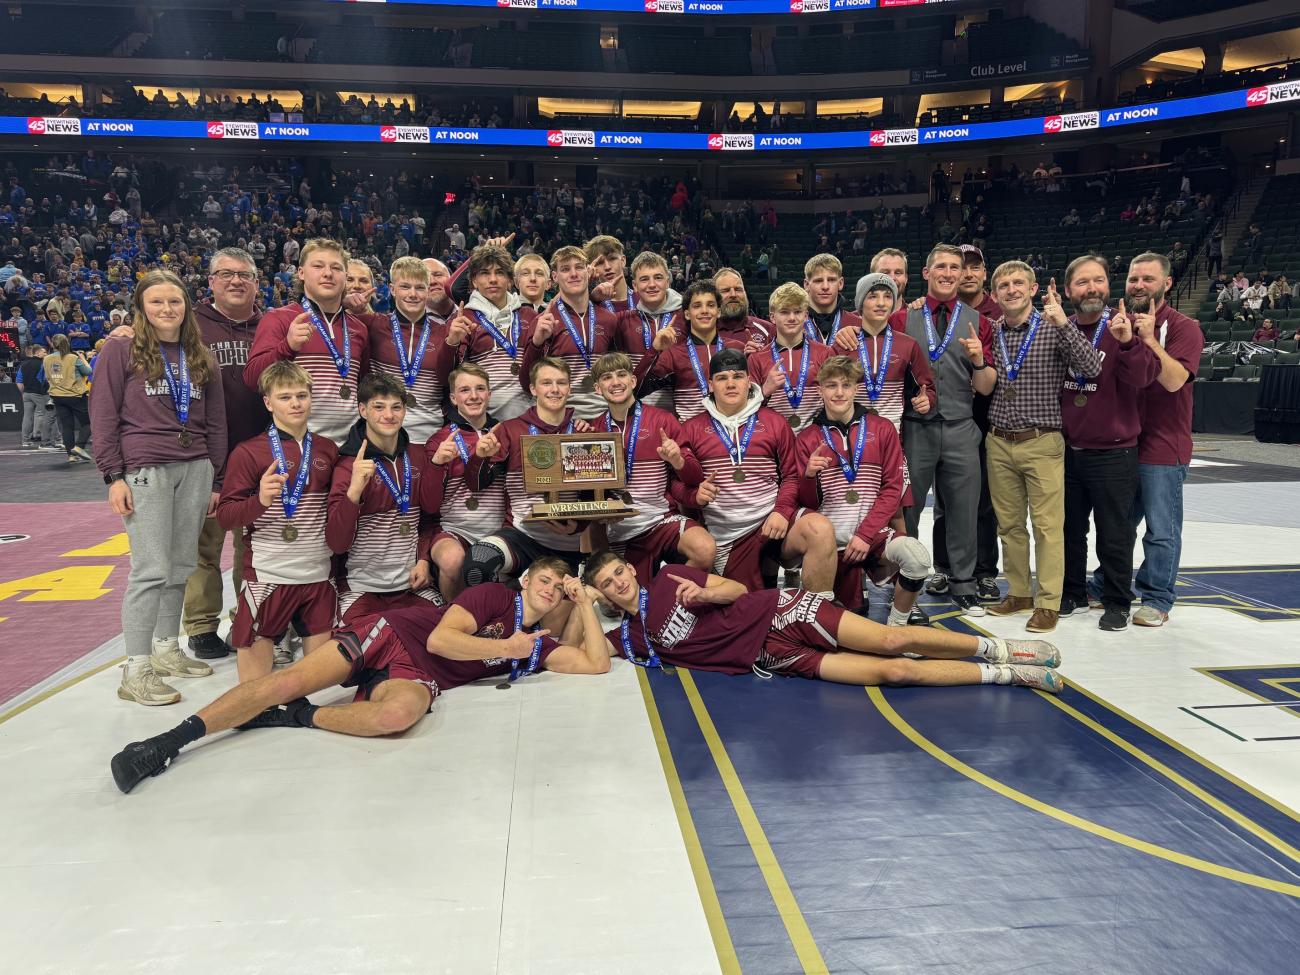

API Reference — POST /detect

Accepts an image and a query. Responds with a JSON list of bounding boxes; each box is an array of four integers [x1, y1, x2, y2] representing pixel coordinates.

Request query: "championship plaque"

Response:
[[521, 432, 637, 522]]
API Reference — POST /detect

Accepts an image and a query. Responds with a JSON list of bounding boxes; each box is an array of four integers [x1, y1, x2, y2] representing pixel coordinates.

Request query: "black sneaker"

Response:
[[907, 605, 931, 627], [1058, 595, 1085, 617], [1099, 608, 1129, 631], [926, 572, 950, 595], [110, 737, 180, 794], [188, 631, 232, 660], [953, 593, 987, 617], [976, 577, 1001, 601], [238, 697, 315, 730]]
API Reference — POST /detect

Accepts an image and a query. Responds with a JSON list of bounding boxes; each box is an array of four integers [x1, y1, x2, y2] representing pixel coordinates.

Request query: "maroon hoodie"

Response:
[[1061, 312, 1161, 450], [196, 300, 269, 448]]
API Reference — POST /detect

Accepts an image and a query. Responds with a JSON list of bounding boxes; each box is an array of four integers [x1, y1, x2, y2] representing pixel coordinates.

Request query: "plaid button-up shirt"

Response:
[[988, 312, 1103, 431]]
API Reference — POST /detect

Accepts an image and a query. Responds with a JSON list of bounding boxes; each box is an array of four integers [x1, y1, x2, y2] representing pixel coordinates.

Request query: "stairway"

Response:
[[1217, 174, 1266, 269]]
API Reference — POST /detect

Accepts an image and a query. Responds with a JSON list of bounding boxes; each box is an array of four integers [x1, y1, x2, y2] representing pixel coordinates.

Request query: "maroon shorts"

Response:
[[333, 614, 439, 710], [831, 527, 900, 609], [231, 579, 337, 648], [616, 515, 699, 582], [339, 587, 445, 625], [715, 525, 784, 591], [754, 589, 844, 680]]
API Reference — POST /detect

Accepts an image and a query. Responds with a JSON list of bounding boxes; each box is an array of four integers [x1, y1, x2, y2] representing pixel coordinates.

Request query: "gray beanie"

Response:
[[854, 272, 898, 312]]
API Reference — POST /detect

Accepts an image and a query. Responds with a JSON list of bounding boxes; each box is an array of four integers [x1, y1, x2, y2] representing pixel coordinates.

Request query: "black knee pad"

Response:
[[897, 573, 926, 593], [463, 542, 506, 587]]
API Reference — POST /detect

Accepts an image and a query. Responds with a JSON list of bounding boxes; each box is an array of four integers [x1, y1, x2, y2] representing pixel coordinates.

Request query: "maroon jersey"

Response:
[[614, 306, 683, 411], [846, 327, 936, 431], [363, 310, 449, 443], [216, 428, 339, 585], [603, 565, 778, 675], [634, 332, 747, 421], [795, 408, 907, 548], [437, 297, 537, 422], [718, 313, 772, 350], [464, 406, 585, 552], [518, 297, 620, 420], [378, 583, 561, 691], [1062, 312, 1161, 450], [245, 302, 370, 446], [326, 424, 436, 594], [595, 294, 634, 316], [748, 338, 834, 432], [679, 398, 800, 545], [594, 402, 703, 542], [422, 413, 507, 542], [1137, 305, 1202, 465]]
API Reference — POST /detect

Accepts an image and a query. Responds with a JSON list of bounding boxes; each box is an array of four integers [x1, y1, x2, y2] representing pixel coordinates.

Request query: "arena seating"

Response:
[[1118, 58, 1300, 106], [0, 5, 128, 56], [621, 25, 750, 76], [920, 96, 1079, 127], [135, 12, 286, 61], [772, 23, 944, 74], [965, 17, 1084, 64], [308, 24, 452, 68]]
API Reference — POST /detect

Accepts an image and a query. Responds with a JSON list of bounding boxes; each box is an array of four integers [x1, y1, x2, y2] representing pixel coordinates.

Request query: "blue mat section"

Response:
[[653, 666, 1300, 975]]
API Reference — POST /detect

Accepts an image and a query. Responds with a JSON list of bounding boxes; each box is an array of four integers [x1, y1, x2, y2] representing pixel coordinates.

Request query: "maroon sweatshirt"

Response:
[[90, 336, 227, 485], [1061, 312, 1162, 450], [196, 300, 268, 447], [1137, 305, 1203, 466]]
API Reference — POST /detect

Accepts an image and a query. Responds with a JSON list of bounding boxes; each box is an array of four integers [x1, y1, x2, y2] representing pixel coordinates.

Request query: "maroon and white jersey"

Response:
[[795, 409, 907, 548], [217, 428, 338, 585], [364, 311, 449, 443], [518, 297, 620, 420], [376, 583, 562, 692], [326, 427, 434, 594], [747, 338, 834, 432], [440, 293, 537, 422], [680, 393, 800, 546], [423, 415, 507, 542], [846, 327, 936, 432], [464, 406, 585, 552], [614, 305, 683, 411], [595, 402, 703, 542], [634, 332, 748, 421], [603, 565, 779, 676], [245, 302, 370, 446], [718, 313, 772, 350]]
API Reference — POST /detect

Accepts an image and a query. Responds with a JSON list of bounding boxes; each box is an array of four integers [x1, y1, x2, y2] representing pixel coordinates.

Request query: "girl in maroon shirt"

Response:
[[90, 269, 227, 707]]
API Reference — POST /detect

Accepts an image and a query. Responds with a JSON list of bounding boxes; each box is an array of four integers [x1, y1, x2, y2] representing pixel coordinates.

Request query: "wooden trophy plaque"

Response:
[[520, 432, 637, 523]]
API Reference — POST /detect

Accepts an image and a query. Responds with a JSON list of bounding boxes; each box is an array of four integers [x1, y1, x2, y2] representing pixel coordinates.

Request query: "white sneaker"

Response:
[[117, 661, 181, 706], [1132, 606, 1169, 627], [987, 638, 1062, 668], [273, 641, 295, 667], [150, 638, 214, 678]]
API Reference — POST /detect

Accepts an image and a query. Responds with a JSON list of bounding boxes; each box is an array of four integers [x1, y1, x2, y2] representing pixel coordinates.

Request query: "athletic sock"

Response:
[[888, 606, 910, 626], [126, 654, 150, 673], [975, 636, 1002, 661], [161, 714, 206, 749], [978, 662, 1012, 685]]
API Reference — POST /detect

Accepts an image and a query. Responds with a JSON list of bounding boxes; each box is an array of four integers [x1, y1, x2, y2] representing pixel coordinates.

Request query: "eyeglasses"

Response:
[[211, 270, 256, 282]]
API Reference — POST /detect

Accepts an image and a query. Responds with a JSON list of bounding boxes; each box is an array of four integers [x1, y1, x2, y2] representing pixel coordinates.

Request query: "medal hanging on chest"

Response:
[[710, 414, 758, 484], [685, 335, 722, 397], [267, 425, 313, 543], [997, 310, 1042, 404], [472, 308, 521, 374], [603, 403, 643, 483], [303, 298, 352, 398], [922, 301, 963, 363], [371, 449, 413, 534], [160, 345, 191, 446], [620, 588, 664, 670], [390, 311, 432, 405], [557, 301, 598, 370], [1072, 309, 1109, 408], [857, 328, 892, 414], [820, 416, 868, 505], [771, 341, 811, 423], [498, 593, 545, 690]]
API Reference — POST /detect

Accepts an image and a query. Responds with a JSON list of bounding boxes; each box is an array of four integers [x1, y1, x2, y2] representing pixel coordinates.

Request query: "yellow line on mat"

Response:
[[636, 668, 742, 975], [678, 669, 830, 975], [867, 687, 1300, 899], [0, 656, 124, 726]]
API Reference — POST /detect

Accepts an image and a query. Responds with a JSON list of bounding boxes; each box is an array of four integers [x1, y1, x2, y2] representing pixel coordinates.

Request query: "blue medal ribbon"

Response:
[[370, 449, 412, 515], [472, 308, 520, 361], [1073, 308, 1110, 393], [997, 310, 1043, 384], [710, 414, 758, 468], [556, 301, 598, 369], [267, 425, 313, 519], [508, 592, 545, 682], [921, 300, 963, 363], [620, 588, 662, 669], [389, 312, 432, 389], [302, 298, 351, 379], [446, 423, 471, 464], [858, 327, 893, 404], [770, 341, 812, 409], [639, 310, 673, 351], [527, 417, 576, 436], [159, 345, 190, 425], [804, 309, 840, 344], [685, 335, 722, 397], [820, 416, 869, 484], [602, 402, 643, 482]]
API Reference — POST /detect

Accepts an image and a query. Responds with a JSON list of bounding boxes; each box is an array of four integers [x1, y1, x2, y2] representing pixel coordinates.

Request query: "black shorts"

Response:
[[488, 525, 584, 577]]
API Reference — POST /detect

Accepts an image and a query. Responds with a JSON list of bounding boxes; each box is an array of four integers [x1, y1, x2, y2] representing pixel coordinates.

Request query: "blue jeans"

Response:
[[1092, 462, 1187, 612]]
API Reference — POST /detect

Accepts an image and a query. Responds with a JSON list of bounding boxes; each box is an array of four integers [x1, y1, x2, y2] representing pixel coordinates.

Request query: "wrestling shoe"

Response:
[[1007, 665, 1064, 693], [986, 638, 1061, 668], [273, 639, 296, 667], [907, 605, 930, 626], [1133, 606, 1169, 627], [926, 571, 950, 595], [150, 638, 213, 678], [111, 737, 180, 794], [953, 593, 986, 617], [976, 577, 1001, 601], [238, 697, 316, 730], [117, 662, 181, 706]]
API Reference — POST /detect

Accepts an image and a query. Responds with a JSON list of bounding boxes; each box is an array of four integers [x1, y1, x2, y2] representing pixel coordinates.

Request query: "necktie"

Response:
[[935, 302, 949, 332]]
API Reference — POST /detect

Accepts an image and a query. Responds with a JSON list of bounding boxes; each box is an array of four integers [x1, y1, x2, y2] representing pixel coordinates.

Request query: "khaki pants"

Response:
[[987, 431, 1065, 610], [182, 516, 246, 636]]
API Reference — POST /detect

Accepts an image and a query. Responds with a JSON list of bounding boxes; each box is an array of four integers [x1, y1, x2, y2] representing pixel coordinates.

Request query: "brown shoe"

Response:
[[987, 595, 1034, 617], [1027, 609, 1059, 633]]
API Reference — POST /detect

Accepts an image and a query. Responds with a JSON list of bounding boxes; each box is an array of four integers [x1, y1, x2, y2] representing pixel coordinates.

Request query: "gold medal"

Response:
[[578, 374, 595, 393], [282, 524, 298, 543], [405, 393, 418, 408], [732, 468, 746, 484], [466, 497, 479, 511], [1005, 385, 1018, 401], [787, 414, 800, 428], [509, 361, 521, 376], [399, 522, 412, 536], [339, 384, 352, 400], [845, 490, 860, 504], [177, 430, 193, 447], [1073, 394, 1087, 407]]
